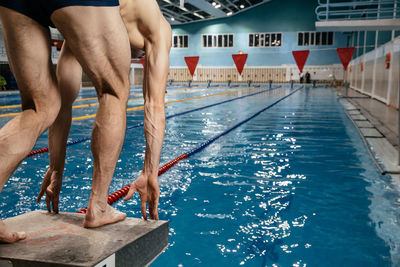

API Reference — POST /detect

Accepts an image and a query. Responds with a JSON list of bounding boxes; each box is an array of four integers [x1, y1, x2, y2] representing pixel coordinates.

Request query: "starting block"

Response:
[[0, 210, 168, 266]]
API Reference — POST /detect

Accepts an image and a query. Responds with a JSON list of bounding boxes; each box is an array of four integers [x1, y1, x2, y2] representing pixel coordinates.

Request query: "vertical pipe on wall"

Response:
[[371, 30, 379, 98], [361, 31, 367, 92], [363, 31, 367, 55]]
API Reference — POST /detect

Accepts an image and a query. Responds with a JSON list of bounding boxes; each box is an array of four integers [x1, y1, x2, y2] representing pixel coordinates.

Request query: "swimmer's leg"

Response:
[[0, 7, 61, 242], [37, 41, 82, 213], [51, 6, 130, 227]]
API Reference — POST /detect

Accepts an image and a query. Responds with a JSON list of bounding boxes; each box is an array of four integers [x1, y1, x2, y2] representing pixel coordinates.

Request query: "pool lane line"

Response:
[[0, 85, 191, 109], [0, 86, 227, 116], [71, 85, 224, 107], [71, 88, 220, 110], [0, 91, 132, 110], [71, 86, 249, 121], [0, 84, 208, 109], [77, 86, 302, 213], [27, 85, 278, 158], [0, 86, 234, 118]]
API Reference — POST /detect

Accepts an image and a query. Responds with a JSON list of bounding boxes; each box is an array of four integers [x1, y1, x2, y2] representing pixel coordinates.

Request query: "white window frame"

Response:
[[202, 34, 234, 48], [248, 32, 282, 48]]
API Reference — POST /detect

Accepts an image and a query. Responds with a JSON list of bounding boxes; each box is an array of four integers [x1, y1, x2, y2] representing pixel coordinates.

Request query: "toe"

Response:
[[17, 232, 27, 240]]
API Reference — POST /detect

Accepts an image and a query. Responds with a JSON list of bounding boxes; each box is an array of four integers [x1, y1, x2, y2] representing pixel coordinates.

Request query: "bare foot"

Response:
[[0, 220, 26, 243], [83, 204, 126, 228]]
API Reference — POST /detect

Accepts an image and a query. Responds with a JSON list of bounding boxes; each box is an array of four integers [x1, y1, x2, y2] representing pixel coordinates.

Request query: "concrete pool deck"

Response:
[[335, 86, 400, 176], [0, 210, 168, 267]]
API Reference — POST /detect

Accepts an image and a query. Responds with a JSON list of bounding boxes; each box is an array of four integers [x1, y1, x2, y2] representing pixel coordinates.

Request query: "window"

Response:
[[298, 31, 334, 46], [249, 32, 282, 47], [322, 32, 327, 45], [202, 34, 234, 48], [172, 34, 189, 48], [298, 32, 303, 46], [328, 32, 333, 45], [304, 32, 309, 46]]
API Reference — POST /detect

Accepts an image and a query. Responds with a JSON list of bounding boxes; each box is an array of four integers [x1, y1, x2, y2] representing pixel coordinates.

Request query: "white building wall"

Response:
[[348, 36, 400, 108]]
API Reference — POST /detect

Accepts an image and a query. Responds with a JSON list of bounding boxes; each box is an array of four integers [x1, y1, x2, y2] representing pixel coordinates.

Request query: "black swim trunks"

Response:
[[0, 0, 119, 28]]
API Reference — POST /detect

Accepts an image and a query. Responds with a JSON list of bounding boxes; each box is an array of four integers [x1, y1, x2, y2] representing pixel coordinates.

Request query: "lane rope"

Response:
[[77, 86, 302, 213], [26, 85, 271, 158], [72, 86, 241, 121], [0, 84, 223, 111], [0, 86, 229, 117]]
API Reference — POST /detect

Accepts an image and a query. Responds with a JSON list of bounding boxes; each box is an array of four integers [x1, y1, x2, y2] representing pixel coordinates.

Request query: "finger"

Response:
[[46, 196, 51, 213], [37, 190, 45, 203], [151, 199, 159, 220], [52, 195, 59, 214], [148, 201, 154, 220], [141, 199, 147, 220], [123, 185, 136, 201], [38, 172, 51, 203]]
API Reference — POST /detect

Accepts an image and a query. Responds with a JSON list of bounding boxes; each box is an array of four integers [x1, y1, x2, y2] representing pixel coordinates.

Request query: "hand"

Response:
[[37, 168, 63, 213], [124, 173, 160, 220]]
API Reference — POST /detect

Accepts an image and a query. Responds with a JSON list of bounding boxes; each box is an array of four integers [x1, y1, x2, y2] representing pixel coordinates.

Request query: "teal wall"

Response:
[[170, 0, 348, 67]]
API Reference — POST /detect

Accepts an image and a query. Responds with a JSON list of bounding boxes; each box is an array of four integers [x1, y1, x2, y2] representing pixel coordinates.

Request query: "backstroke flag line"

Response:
[[184, 56, 200, 77], [336, 47, 355, 71], [232, 54, 248, 76], [292, 50, 310, 73]]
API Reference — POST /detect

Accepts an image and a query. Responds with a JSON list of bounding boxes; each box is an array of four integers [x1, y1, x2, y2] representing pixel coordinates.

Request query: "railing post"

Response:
[[398, 67, 400, 166], [326, 0, 330, 21], [393, 1, 397, 40]]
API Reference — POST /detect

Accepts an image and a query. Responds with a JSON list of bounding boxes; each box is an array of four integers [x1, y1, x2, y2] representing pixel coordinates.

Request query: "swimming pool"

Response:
[[1, 85, 399, 266]]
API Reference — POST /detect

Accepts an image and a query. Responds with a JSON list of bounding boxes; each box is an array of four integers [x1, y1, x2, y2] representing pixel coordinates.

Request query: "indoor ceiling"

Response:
[[157, 0, 272, 25]]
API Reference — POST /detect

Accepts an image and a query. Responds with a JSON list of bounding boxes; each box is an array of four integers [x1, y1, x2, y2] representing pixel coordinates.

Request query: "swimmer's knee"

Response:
[[93, 75, 130, 104], [38, 103, 61, 130], [34, 92, 62, 130]]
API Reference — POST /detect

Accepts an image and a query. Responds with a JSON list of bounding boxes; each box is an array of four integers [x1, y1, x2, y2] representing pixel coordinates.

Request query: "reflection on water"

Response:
[[1, 86, 398, 266]]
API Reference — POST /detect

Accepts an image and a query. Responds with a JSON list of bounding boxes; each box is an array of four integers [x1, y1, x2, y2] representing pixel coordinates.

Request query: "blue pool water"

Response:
[[1, 85, 400, 266]]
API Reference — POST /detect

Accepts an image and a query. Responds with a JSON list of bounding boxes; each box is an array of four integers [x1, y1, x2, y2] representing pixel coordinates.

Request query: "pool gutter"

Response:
[[337, 90, 400, 175]]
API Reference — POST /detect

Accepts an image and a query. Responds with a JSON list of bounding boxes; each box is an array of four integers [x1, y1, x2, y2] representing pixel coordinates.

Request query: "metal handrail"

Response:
[[316, 0, 400, 21]]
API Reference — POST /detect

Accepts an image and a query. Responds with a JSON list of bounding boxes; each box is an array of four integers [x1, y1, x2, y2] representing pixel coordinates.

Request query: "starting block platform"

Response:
[[0, 210, 168, 267]]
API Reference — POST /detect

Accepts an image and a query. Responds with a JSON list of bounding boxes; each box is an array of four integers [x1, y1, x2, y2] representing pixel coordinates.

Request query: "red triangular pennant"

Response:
[[336, 47, 355, 71], [140, 58, 145, 68], [292, 50, 310, 73], [184, 56, 200, 77], [232, 54, 248, 75]]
